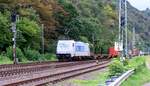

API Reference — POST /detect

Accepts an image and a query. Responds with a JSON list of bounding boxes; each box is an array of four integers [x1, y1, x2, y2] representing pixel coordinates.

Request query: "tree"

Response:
[[0, 11, 11, 51], [55, 0, 80, 40], [16, 18, 41, 50]]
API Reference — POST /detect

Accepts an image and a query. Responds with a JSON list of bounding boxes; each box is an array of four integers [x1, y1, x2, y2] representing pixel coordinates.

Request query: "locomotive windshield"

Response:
[[58, 43, 70, 50]]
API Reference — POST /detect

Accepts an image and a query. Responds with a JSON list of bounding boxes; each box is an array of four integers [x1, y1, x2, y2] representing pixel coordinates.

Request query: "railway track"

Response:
[[0, 61, 82, 71], [0, 60, 96, 77], [0, 60, 110, 86]]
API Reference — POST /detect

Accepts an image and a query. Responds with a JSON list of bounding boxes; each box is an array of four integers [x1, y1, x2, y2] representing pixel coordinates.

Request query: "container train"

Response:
[[129, 48, 146, 57], [56, 40, 119, 61]]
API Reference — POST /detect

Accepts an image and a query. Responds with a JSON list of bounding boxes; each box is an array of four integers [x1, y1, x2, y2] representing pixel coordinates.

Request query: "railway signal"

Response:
[[10, 4, 33, 64], [11, 10, 18, 64]]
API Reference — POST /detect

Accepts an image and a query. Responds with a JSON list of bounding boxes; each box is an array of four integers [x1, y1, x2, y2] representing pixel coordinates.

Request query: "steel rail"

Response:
[[0, 61, 110, 86]]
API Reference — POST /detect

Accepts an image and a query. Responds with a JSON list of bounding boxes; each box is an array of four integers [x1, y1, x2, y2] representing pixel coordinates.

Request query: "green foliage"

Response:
[[44, 53, 57, 61], [24, 48, 44, 61], [0, 0, 149, 63], [0, 11, 11, 50], [6, 46, 26, 62], [121, 68, 150, 86], [0, 54, 12, 64], [44, 40, 57, 53], [109, 56, 146, 80], [56, 0, 81, 40], [127, 57, 145, 72], [0, 0, 119, 55], [56, 0, 118, 53], [0, 9, 43, 62], [121, 56, 150, 86], [19, 8, 39, 21], [16, 18, 41, 50], [0, 9, 41, 52], [109, 59, 126, 77], [24, 48, 57, 61], [79, 36, 91, 44], [104, 4, 116, 19]]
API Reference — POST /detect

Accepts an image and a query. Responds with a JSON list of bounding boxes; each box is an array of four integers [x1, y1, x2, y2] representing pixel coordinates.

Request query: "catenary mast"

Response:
[[118, 0, 128, 60]]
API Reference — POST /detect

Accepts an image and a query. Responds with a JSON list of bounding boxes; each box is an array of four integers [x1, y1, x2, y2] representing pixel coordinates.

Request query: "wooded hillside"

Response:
[[0, 0, 149, 62]]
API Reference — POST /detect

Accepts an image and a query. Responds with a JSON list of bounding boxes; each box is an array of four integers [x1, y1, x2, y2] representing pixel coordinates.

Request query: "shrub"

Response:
[[44, 53, 57, 61], [24, 48, 44, 61], [0, 55, 12, 64], [127, 57, 145, 72], [109, 59, 126, 77], [6, 46, 25, 62], [108, 56, 146, 78]]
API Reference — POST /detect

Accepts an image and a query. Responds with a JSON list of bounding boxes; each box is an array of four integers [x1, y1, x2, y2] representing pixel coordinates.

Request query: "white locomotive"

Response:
[[56, 40, 91, 61]]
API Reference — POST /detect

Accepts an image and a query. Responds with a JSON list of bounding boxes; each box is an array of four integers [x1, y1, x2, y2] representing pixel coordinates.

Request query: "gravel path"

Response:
[[47, 68, 107, 86]]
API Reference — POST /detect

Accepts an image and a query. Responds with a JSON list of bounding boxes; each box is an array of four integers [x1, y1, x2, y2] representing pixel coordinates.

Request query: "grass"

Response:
[[0, 53, 57, 64], [121, 56, 150, 86], [121, 68, 150, 86], [72, 71, 109, 86], [0, 55, 13, 64], [71, 56, 150, 86], [48, 54, 57, 61]]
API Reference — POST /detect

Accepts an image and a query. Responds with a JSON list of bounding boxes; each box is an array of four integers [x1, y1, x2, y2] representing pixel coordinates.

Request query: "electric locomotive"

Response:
[[56, 40, 92, 61]]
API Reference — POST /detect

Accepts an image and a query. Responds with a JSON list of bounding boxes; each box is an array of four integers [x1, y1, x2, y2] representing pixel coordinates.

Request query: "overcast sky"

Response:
[[128, 0, 150, 10]]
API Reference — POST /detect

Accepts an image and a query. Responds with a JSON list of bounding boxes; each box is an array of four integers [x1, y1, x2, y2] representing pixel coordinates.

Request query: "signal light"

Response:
[[11, 12, 17, 22]]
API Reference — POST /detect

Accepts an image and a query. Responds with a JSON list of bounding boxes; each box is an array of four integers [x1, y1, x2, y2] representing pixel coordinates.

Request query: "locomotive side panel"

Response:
[[74, 42, 90, 57], [56, 40, 93, 61]]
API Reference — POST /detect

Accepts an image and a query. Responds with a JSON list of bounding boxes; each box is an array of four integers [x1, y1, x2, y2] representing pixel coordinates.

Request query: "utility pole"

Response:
[[118, 0, 121, 45], [132, 27, 135, 50], [11, 10, 17, 64], [125, 0, 128, 58], [119, 0, 128, 60], [118, 0, 121, 58], [41, 24, 44, 54], [92, 34, 95, 54]]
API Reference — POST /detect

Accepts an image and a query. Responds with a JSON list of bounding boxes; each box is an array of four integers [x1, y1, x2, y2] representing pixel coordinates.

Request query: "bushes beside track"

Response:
[[0, 55, 12, 64], [121, 56, 150, 86], [126, 56, 145, 71], [108, 59, 126, 77], [24, 48, 43, 61], [24, 48, 57, 61], [109, 56, 146, 77], [6, 46, 27, 62], [0, 46, 57, 64]]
